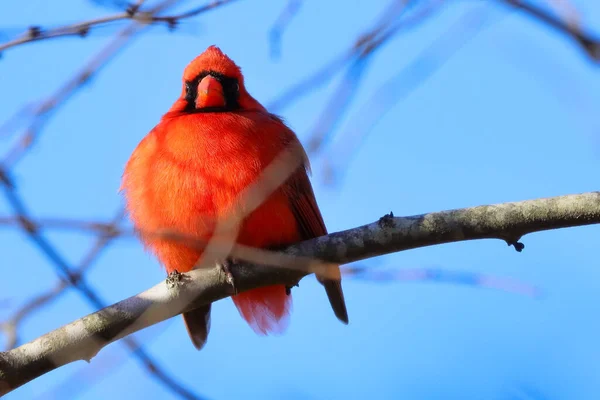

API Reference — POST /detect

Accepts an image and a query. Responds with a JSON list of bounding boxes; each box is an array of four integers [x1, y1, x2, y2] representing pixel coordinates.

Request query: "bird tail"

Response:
[[182, 303, 212, 350], [231, 285, 292, 335], [317, 264, 349, 324]]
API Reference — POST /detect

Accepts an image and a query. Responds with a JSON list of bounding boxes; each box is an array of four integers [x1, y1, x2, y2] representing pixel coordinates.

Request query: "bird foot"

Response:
[[166, 269, 183, 288], [220, 260, 238, 295]]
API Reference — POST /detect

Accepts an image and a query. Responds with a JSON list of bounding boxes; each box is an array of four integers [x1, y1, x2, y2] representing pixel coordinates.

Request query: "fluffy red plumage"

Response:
[[121, 46, 348, 349]]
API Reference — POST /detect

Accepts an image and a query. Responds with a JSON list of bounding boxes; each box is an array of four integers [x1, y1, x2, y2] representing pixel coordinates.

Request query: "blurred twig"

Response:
[[90, 0, 139, 11], [0, 215, 127, 235], [323, 0, 600, 183], [304, 0, 444, 154], [547, 0, 581, 31], [269, 0, 303, 59], [498, 0, 600, 61], [0, 0, 237, 169], [0, 0, 239, 54], [267, 0, 444, 113], [1, 16, 144, 168], [0, 208, 125, 350], [323, 4, 497, 184], [0, 8, 143, 54], [346, 266, 541, 297], [152, 0, 240, 26], [268, 0, 599, 174], [0, 174, 204, 400]]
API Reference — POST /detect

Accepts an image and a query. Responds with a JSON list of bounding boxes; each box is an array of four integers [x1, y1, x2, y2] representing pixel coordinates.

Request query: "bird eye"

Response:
[[184, 81, 197, 106], [234, 82, 240, 92]]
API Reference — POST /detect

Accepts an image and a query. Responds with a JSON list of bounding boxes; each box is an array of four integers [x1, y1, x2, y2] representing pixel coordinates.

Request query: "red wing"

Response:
[[285, 166, 348, 323], [271, 116, 348, 324], [267, 113, 327, 239], [286, 167, 328, 240]]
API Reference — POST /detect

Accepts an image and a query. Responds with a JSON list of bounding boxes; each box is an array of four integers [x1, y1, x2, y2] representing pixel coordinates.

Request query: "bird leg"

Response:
[[220, 259, 238, 295], [165, 269, 184, 288]]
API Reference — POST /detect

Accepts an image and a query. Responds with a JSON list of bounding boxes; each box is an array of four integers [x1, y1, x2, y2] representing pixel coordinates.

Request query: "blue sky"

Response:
[[1, 0, 600, 399]]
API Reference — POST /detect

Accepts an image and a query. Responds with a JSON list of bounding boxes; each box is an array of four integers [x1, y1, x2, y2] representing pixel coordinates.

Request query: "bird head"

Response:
[[168, 45, 265, 114]]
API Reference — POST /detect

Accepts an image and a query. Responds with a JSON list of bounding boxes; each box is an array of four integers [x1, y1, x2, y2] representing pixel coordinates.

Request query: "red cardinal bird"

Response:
[[121, 46, 348, 349]]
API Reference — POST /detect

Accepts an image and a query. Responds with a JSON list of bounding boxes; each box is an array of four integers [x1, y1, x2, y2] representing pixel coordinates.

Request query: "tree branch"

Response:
[[1, 191, 599, 395], [0, 0, 240, 54], [498, 0, 600, 61]]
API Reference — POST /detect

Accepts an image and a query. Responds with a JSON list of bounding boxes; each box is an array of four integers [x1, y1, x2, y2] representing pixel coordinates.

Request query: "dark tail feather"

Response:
[[182, 303, 212, 350], [321, 279, 349, 324]]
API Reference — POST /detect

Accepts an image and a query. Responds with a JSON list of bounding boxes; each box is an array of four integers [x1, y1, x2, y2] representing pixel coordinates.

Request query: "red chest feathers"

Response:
[[121, 112, 302, 272]]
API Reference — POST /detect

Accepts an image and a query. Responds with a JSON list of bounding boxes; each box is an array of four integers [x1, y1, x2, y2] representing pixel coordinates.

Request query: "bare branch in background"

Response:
[[89, 0, 138, 11], [1, 191, 599, 396], [0, 10, 142, 54], [322, 4, 496, 184], [0, 0, 238, 168], [0, 215, 128, 236], [151, 0, 240, 26], [547, 0, 581, 30], [0, 174, 204, 400], [267, 0, 600, 116], [498, 0, 600, 61], [267, 0, 599, 172], [303, 0, 447, 155], [320, 0, 600, 183], [346, 266, 540, 297], [267, 0, 443, 113], [269, 0, 303, 59], [1, 13, 145, 168], [0, 208, 125, 350], [0, 0, 239, 54]]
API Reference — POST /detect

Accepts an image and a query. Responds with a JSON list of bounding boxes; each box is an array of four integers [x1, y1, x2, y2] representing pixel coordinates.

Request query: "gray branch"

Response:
[[1, 191, 600, 395]]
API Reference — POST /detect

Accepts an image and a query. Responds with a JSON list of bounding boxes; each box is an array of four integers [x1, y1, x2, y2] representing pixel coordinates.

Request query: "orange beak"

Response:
[[195, 75, 226, 109]]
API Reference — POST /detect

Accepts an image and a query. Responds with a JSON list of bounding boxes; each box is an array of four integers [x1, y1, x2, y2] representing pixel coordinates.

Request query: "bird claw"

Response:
[[220, 260, 238, 295], [166, 269, 183, 288]]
